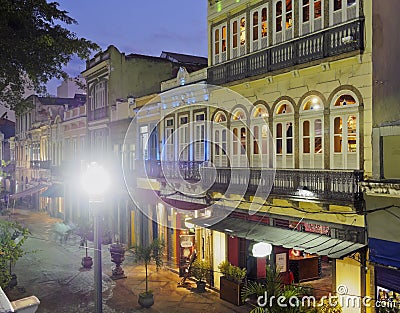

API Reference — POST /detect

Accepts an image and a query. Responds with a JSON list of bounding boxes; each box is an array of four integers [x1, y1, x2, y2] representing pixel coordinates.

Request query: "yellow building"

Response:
[[150, 0, 385, 311]]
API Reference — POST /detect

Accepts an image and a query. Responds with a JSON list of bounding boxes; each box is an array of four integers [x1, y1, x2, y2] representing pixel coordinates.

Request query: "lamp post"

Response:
[[81, 162, 110, 313]]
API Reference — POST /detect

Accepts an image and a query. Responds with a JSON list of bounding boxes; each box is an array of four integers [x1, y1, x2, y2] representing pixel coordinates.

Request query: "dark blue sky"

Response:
[[47, 0, 208, 95]]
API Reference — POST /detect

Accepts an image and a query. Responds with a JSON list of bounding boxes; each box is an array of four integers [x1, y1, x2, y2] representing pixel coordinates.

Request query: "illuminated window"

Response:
[[251, 5, 268, 52], [276, 123, 283, 154], [214, 29, 220, 55], [222, 26, 227, 52], [233, 128, 239, 155], [286, 0, 293, 29], [262, 8, 268, 37], [214, 112, 227, 122], [233, 21, 238, 49], [334, 117, 342, 152], [253, 106, 268, 118], [334, 95, 356, 107], [276, 103, 293, 114], [276, 1, 283, 32], [240, 17, 246, 46], [253, 12, 259, 41], [213, 23, 227, 64], [233, 109, 246, 120], [303, 0, 310, 22]]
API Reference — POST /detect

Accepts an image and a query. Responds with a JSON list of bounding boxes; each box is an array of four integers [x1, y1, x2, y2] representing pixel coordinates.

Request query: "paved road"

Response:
[[4, 209, 251, 313]]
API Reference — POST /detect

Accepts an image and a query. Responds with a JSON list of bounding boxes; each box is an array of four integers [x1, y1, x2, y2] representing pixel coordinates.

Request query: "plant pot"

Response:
[[81, 256, 93, 269], [138, 292, 154, 308], [220, 276, 245, 306], [196, 281, 206, 293]]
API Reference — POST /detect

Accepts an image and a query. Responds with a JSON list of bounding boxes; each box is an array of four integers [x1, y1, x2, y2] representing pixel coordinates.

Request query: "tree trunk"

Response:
[[145, 262, 148, 293]]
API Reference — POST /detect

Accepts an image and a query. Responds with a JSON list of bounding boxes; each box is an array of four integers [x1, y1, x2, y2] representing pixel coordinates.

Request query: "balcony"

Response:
[[88, 107, 108, 121], [30, 160, 51, 169], [136, 160, 203, 181], [138, 161, 364, 211], [208, 19, 364, 85]]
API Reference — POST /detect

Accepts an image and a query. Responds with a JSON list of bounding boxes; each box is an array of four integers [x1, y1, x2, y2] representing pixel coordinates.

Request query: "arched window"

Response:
[[300, 96, 324, 168], [251, 105, 270, 167], [274, 0, 293, 44], [274, 101, 294, 168], [330, 91, 360, 169], [300, 0, 323, 35], [251, 5, 269, 52], [231, 108, 248, 167], [213, 112, 228, 166], [213, 23, 227, 64], [231, 15, 247, 59]]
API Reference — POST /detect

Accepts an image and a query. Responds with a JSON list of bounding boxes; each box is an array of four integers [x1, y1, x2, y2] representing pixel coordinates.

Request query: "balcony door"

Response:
[[213, 112, 228, 167], [330, 92, 360, 169], [300, 0, 323, 35], [231, 109, 248, 167], [251, 105, 270, 168], [299, 96, 324, 168], [330, 0, 359, 26], [194, 113, 207, 162], [274, 102, 294, 169]]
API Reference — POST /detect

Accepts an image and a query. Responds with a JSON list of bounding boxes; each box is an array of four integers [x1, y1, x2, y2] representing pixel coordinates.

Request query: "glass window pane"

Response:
[[303, 120, 310, 136], [314, 119, 322, 136], [286, 138, 293, 154], [276, 139, 282, 154], [240, 18, 246, 45], [334, 0, 342, 11], [334, 117, 342, 135], [276, 123, 282, 138], [303, 5, 310, 22], [303, 138, 310, 153], [314, 0, 322, 18], [315, 137, 322, 153]]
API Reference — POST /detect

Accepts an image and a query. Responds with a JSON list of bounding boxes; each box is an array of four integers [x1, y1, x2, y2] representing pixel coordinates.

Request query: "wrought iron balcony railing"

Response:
[[137, 160, 364, 211], [136, 160, 203, 181], [208, 19, 364, 85], [30, 160, 51, 169]]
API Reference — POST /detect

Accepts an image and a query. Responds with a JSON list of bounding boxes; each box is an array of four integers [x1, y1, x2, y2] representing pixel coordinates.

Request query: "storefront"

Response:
[[190, 213, 366, 296]]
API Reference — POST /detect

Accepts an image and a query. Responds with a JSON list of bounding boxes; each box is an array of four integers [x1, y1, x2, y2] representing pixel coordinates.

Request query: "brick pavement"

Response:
[[3, 209, 252, 313]]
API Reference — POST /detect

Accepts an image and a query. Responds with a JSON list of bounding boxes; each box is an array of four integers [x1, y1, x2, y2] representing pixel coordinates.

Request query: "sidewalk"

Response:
[[3, 209, 252, 313]]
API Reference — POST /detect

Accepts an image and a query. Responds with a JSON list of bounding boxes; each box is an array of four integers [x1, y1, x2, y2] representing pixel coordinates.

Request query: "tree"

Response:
[[131, 238, 165, 295], [0, 0, 99, 113], [0, 220, 30, 289]]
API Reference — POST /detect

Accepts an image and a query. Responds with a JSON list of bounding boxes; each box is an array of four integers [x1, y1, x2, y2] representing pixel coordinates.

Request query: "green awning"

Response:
[[40, 184, 64, 198], [189, 216, 366, 259]]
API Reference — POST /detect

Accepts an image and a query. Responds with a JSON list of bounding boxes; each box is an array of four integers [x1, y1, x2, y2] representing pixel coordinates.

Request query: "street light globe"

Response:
[[81, 162, 110, 196], [252, 242, 272, 258]]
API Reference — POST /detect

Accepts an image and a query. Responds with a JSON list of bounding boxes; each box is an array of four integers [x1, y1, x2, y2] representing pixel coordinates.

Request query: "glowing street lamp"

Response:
[[252, 242, 273, 258], [81, 162, 110, 313]]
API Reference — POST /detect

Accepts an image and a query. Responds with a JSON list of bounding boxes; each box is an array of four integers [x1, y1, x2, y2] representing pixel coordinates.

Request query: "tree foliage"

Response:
[[131, 238, 165, 294], [0, 220, 30, 289], [0, 0, 99, 112]]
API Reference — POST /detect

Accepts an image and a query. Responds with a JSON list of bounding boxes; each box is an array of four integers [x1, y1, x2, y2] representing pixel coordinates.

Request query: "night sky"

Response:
[[47, 0, 208, 94]]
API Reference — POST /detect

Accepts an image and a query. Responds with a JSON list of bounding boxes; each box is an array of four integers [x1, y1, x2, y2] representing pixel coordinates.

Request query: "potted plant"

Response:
[[191, 258, 211, 293], [218, 261, 247, 306], [131, 238, 165, 308], [76, 219, 93, 269], [80, 235, 93, 269]]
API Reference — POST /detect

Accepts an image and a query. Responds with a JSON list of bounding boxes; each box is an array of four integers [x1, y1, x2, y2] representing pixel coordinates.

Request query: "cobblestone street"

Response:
[[3, 209, 251, 313]]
